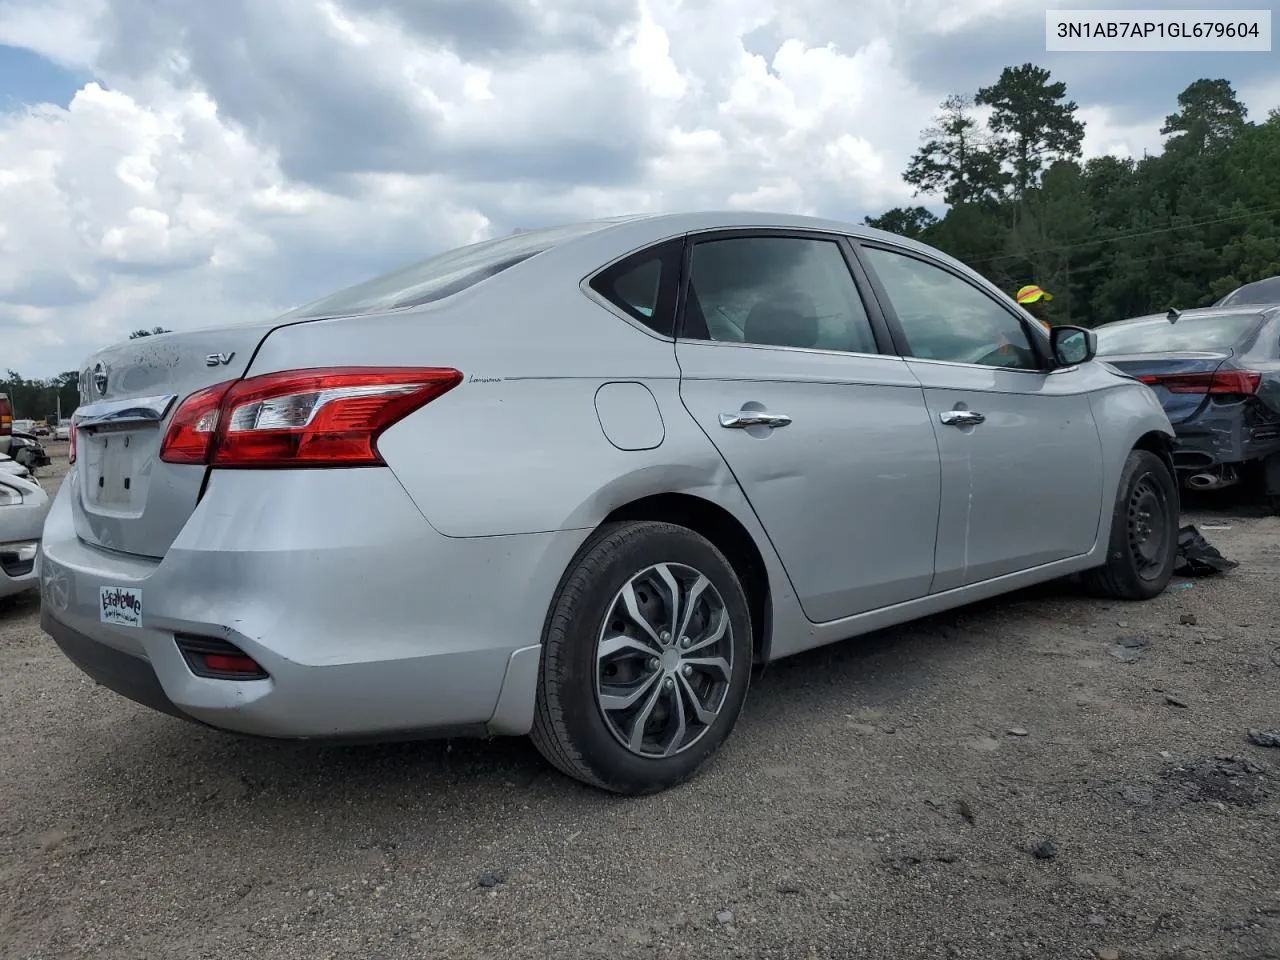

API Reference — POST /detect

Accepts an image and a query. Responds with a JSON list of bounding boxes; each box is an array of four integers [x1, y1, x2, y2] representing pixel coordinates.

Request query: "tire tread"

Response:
[[1080, 449, 1177, 601]]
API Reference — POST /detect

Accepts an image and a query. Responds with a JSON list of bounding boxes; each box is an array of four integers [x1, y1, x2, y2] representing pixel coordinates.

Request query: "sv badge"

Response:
[[205, 352, 236, 367]]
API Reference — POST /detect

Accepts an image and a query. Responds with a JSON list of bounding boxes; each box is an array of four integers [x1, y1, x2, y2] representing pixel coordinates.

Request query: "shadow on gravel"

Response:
[[57, 571, 1097, 828], [0, 591, 40, 623], [29, 479, 1272, 829], [1181, 484, 1274, 518]]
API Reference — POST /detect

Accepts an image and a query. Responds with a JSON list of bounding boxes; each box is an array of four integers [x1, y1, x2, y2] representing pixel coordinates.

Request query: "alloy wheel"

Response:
[[594, 562, 735, 758]]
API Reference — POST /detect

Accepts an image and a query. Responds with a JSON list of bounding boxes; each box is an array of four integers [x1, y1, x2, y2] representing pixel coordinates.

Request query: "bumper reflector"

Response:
[[175, 634, 269, 681]]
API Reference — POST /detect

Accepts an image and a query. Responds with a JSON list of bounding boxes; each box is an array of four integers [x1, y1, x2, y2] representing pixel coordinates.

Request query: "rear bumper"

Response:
[[1171, 407, 1280, 470], [39, 468, 588, 740]]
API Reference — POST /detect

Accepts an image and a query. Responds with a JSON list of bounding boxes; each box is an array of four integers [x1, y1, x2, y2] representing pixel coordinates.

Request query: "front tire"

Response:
[[1081, 449, 1179, 600], [530, 521, 753, 795]]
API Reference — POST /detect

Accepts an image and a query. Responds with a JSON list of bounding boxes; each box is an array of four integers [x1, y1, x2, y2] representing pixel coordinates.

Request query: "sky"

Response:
[[1, 0, 1277, 379]]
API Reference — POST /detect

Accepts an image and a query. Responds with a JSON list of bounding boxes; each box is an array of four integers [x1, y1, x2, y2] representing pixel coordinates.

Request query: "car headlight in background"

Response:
[[0, 541, 38, 562], [0, 540, 39, 578]]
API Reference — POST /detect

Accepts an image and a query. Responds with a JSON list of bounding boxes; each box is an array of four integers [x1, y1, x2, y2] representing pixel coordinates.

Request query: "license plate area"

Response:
[[81, 426, 158, 515]]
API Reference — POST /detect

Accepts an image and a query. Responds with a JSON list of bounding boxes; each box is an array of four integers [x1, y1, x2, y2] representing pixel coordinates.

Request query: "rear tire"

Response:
[[1081, 449, 1179, 601], [530, 521, 753, 795]]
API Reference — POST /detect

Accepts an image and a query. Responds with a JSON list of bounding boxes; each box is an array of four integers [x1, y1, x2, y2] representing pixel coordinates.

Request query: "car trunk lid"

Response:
[[1102, 351, 1236, 424], [69, 324, 276, 558]]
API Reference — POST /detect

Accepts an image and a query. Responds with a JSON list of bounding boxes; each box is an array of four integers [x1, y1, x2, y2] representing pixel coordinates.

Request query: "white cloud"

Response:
[[0, 0, 1277, 378], [0, 0, 106, 68]]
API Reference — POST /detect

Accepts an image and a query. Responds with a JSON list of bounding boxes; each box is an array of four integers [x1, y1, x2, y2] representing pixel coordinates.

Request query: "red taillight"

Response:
[[1138, 370, 1261, 395], [68, 414, 79, 463], [0, 398, 11, 437], [159, 367, 462, 468], [159, 381, 235, 465]]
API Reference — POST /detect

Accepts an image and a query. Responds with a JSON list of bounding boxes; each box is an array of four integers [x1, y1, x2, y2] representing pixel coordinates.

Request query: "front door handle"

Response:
[[719, 411, 793, 429], [940, 409, 985, 427]]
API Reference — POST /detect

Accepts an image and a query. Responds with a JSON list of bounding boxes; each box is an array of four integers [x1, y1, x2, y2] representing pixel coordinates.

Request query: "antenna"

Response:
[[1167, 307, 1180, 324]]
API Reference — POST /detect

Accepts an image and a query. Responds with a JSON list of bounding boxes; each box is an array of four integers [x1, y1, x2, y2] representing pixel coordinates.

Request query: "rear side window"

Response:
[[588, 239, 683, 337], [681, 236, 878, 353], [281, 218, 633, 320], [1095, 312, 1264, 355]]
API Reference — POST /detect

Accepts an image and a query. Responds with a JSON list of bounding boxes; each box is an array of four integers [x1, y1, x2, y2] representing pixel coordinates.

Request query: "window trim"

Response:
[[672, 227, 899, 359], [581, 237, 685, 341], [851, 238, 1056, 373]]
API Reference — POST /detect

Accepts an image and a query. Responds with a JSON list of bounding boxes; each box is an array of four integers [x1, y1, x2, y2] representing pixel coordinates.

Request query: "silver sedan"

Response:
[[41, 211, 1178, 794]]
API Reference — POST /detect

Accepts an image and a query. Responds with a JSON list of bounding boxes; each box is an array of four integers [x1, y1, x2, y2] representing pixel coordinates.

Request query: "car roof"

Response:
[[546, 210, 981, 283], [587, 209, 945, 252]]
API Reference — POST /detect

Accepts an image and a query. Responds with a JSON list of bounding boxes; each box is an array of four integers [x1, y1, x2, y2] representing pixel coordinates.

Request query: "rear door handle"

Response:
[[719, 411, 793, 429], [940, 410, 985, 427]]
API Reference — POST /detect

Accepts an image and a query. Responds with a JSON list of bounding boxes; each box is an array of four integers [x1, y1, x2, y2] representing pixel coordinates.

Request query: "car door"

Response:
[[674, 230, 942, 623], [855, 240, 1104, 591]]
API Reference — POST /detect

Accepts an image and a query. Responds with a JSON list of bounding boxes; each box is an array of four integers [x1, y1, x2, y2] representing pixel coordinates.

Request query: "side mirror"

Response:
[[1051, 325, 1096, 367]]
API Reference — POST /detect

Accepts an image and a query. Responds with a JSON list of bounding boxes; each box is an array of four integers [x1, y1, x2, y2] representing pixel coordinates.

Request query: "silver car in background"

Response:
[[1, 470, 49, 600], [41, 212, 1178, 794]]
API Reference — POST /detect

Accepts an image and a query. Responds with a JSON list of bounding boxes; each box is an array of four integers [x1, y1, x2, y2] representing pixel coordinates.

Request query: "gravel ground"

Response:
[[3, 445, 1278, 960]]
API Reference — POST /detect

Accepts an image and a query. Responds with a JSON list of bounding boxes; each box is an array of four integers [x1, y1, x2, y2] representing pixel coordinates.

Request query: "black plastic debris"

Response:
[[1173, 524, 1238, 576], [1110, 635, 1147, 663]]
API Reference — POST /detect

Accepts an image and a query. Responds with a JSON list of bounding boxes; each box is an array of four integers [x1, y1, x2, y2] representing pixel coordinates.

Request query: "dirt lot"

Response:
[[2, 445, 1278, 960]]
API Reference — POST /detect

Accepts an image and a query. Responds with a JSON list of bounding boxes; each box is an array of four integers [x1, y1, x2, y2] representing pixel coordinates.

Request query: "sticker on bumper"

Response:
[[100, 586, 142, 628]]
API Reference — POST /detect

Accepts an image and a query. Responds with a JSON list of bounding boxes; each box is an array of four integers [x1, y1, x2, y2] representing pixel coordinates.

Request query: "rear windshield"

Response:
[[279, 218, 633, 320], [1095, 312, 1264, 355], [1217, 275, 1280, 307]]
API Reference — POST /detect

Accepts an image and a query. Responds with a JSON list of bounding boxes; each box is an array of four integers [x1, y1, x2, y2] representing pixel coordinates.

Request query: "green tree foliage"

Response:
[[1161, 78, 1249, 154], [976, 63, 1085, 198], [903, 95, 1007, 205], [863, 206, 938, 239], [3, 370, 80, 421], [866, 71, 1280, 329]]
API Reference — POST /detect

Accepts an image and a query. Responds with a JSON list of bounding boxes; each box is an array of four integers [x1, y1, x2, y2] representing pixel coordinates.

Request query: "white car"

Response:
[[0, 453, 35, 481], [1, 470, 49, 599], [55, 419, 72, 441]]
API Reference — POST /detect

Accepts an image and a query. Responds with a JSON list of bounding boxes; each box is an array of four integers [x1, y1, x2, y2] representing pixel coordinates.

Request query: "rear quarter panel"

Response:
[[245, 248, 809, 654], [243, 237, 771, 542]]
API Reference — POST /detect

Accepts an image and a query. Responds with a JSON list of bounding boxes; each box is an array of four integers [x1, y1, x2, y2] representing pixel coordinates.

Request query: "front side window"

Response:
[[862, 246, 1040, 370], [681, 236, 878, 354]]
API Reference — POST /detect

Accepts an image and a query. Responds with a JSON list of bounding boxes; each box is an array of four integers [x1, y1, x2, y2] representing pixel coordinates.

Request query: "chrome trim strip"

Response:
[[74, 394, 177, 429]]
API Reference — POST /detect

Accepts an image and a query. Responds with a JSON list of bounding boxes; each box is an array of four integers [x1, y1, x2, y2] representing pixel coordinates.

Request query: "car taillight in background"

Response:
[[0, 395, 12, 437], [1138, 370, 1261, 396], [159, 367, 463, 467]]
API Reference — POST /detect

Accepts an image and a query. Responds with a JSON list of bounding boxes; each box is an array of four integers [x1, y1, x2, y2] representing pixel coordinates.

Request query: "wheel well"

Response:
[[1133, 430, 1176, 476], [602, 494, 773, 664]]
